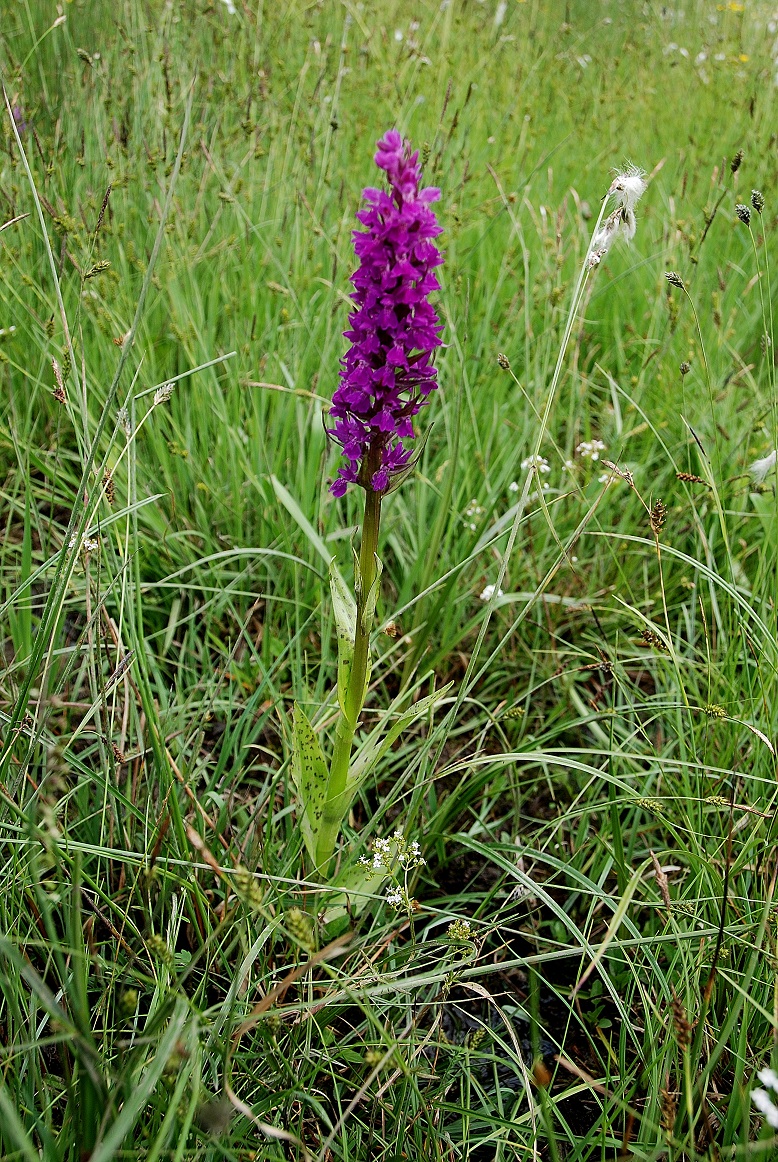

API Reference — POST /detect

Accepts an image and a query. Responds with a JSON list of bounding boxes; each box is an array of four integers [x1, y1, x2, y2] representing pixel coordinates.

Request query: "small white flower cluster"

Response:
[[508, 480, 519, 493], [360, 831, 425, 913], [480, 584, 503, 602], [385, 884, 412, 910], [69, 535, 99, 553], [752, 1066, 778, 1128], [360, 831, 425, 875], [589, 166, 647, 268], [463, 498, 485, 530], [598, 473, 614, 485], [521, 454, 550, 474], [577, 440, 606, 461]]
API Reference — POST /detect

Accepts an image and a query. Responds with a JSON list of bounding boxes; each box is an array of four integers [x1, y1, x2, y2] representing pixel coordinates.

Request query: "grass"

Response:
[[1, 0, 778, 1157]]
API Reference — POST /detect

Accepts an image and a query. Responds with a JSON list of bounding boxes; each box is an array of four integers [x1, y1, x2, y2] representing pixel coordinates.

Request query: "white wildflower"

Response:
[[749, 449, 777, 484], [83, 537, 99, 553], [521, 454, 550, 474], [508, 480, 519, 492], [589, 165, 647, 267], [577, 439, 606, 460], [219, 0, 237, 12], [480, 584, 504, 602], [385, 885, 407, 909], [598, 473, 614, 485]]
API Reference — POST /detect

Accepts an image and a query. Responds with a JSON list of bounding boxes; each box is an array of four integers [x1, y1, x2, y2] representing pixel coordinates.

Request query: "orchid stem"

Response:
[[316, 485, 382, 870]]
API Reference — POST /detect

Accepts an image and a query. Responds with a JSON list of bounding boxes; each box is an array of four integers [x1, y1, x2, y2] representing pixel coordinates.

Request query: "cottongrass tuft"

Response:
[[748, 449, 777, 484], [588, 164, 647, 267], [479, 583, 503, 602], [752, 1068, 778, 1129]]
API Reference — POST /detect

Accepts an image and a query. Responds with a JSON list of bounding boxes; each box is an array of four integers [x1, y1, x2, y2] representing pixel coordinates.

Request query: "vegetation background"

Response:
[[1, 0, 778, 1158]]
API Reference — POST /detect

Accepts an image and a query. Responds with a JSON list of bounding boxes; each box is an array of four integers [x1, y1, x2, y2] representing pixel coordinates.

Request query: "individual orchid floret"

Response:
[[328, 130, 444, 496], [589, 165, 648, 268]]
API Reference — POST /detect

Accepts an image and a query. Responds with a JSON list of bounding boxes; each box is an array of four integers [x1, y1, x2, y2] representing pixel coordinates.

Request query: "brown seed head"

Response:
[[735, 203, 751, 226], [660, 1086, 677, 1132], [650, 499, 667, 535], [670, 990, 692, 1051], [679, 361, 691, 377], [676, 471, 707, 484], [730, 149, 744, 174], [751, 189, 764, 214], [497, 353, 511, 371], [96, 184, 112, 233], [102, 468, 115, 505], [665, 271, 685, 289], [52, 358, 66, 403]]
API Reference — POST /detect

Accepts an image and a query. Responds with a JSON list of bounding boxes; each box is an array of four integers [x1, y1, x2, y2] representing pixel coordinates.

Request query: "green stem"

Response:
[[316, 481, 382, 869]]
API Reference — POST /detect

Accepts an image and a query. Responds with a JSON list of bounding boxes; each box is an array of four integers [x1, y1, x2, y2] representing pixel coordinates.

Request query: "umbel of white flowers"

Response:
[[589, 166, 648, 268]]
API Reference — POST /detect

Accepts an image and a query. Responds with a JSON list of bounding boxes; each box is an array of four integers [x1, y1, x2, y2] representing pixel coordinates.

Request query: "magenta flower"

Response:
[[328, 130, 444, 497]]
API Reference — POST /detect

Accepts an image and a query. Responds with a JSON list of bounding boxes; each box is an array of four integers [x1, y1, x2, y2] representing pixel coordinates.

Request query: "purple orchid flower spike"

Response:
[[328, 129, 444, 497]]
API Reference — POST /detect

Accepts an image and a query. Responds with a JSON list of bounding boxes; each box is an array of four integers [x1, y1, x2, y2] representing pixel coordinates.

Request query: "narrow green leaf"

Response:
[[0, 1076, 39, 1162], [290, 703, 330, 864], [344, 682, 452, 804], [89, 1002, 190, 1162], [329, 560, 356, 719], [271, 474, 332, 567], [360, 553, 383, 634]]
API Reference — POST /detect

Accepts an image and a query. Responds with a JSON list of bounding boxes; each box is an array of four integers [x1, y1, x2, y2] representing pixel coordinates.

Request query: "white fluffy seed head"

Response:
[[749, 449, 777, 484], [607, 165, 648, 211]]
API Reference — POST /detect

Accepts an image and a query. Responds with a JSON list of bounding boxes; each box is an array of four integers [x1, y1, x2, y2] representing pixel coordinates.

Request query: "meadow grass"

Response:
[[1, 0, 778, 1158]]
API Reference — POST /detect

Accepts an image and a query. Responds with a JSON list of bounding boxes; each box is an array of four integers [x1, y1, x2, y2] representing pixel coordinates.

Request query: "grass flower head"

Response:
[[328, 130, 444, 496]]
